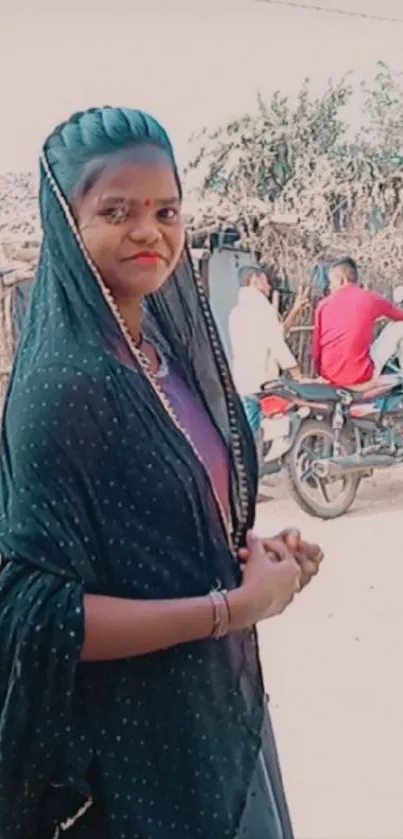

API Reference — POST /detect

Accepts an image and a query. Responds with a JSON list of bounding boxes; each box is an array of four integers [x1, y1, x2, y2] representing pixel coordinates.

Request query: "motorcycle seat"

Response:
[[280, 374, 402, 404]]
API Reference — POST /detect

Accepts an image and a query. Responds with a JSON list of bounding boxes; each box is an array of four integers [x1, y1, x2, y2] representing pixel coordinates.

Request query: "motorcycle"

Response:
[[256, 372, 403, 519], [255, 283, 403, 517]]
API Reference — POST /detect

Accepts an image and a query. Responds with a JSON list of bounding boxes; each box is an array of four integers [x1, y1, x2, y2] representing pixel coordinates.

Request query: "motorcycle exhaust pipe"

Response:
[[312, 453, 397, 480]]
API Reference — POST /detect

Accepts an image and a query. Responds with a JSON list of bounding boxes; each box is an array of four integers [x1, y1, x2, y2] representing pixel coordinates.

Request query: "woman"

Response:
[[0, 107, 322, 839]]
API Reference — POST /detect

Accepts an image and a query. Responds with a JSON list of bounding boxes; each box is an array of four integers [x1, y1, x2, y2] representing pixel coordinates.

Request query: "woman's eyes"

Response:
[[157, 207, 180, 223], [101, 205, 180, 224], [102, 205, 130, 224]]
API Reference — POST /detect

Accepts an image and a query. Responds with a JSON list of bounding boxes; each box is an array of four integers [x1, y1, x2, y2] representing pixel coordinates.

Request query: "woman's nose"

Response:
[[127, 221, 162, 244]]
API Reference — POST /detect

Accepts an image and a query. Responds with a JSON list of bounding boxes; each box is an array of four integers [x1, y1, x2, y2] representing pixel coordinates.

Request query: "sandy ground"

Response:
[[255, 467, 403, 839]]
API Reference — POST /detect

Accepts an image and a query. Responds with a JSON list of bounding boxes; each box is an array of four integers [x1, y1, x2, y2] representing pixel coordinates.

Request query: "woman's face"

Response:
[[74, 153, 185, 300]]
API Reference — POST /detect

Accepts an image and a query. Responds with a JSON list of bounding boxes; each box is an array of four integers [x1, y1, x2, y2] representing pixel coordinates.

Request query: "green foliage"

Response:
[[360, 61, 403, 153], [186, 75, 352, 202]]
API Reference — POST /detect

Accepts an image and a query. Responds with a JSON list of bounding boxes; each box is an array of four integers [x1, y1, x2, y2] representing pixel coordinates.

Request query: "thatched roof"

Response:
[[185, 192, 299, 247]]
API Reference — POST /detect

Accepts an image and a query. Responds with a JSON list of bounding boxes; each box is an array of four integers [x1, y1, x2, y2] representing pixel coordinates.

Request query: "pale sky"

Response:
[[1, 0, 403, 174]]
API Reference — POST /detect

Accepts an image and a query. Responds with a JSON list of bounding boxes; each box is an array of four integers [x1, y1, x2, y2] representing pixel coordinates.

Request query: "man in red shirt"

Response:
[[312, 257, 403, 387]]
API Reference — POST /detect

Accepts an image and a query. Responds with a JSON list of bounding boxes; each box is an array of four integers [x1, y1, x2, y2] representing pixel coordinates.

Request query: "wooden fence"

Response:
[[271, 289, 315, 375], [288, 324, 315, 375], [0, 279, 16, 409], [0, 266, 34, 415]]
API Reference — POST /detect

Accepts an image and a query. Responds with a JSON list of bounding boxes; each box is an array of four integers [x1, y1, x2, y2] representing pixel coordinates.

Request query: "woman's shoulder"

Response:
[[13, 348, 117, 393], [6, 355, 116, 426]]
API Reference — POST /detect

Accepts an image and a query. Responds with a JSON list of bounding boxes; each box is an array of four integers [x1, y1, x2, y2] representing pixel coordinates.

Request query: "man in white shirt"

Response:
[[229, 265, 301, 435]]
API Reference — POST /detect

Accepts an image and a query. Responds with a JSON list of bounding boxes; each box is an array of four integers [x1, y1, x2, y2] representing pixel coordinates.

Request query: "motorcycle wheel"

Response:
[[285, 418, 361, 519]]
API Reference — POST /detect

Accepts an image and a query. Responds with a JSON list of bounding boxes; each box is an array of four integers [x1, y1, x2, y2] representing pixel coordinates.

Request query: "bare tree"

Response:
[[186, 65, 403, 294]]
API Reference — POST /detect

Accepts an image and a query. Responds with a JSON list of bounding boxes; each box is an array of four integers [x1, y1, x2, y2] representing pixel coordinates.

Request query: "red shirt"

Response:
[[312, 284, 403, 386]]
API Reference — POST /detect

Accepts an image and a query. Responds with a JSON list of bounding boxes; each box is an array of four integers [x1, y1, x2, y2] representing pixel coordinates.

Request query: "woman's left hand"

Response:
[[261, 529, 324, 591]]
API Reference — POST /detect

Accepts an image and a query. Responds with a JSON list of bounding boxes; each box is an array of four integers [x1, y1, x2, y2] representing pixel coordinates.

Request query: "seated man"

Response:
[[229, 264, 302, 435], [312, 257, 403, 388]]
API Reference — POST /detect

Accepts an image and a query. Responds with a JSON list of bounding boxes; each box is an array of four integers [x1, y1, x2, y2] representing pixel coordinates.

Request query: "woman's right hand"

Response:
[[229, 531, 301, 629]]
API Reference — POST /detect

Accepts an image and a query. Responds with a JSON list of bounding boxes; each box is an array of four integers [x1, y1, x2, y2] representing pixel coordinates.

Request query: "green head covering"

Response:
[[45, 107, 176, 197]]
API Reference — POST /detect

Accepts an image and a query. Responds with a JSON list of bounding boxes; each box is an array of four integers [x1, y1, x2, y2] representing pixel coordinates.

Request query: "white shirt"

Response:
[[229, 287, 297, 395]]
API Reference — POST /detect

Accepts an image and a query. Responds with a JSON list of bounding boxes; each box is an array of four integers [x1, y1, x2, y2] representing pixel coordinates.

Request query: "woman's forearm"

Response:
[[82, 590, 246, 662]]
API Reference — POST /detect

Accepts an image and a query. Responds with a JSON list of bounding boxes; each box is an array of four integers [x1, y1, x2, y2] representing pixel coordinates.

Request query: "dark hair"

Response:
[[71, 141, 181, 205], [238, 264, 263, 287], [330, 256, 358, 283]]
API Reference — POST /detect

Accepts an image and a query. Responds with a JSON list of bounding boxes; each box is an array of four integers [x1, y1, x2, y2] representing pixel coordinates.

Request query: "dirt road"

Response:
[[255, 468, 403, 839]]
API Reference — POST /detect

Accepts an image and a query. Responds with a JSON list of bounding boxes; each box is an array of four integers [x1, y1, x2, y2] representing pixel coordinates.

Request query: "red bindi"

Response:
[[144, 199, 151, 208]]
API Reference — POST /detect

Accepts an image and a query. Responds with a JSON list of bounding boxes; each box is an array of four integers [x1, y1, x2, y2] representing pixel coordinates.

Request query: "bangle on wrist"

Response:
[[208, 589, 231, 639]]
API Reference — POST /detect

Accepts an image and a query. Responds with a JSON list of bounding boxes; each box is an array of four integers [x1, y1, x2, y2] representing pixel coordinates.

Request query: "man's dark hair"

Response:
[[238, 265, 262, 287], [330, 256, 358, 283]]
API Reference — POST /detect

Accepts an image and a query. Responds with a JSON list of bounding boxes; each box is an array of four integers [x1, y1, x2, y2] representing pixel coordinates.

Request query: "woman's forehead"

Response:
[[86, 162, 180, 203]]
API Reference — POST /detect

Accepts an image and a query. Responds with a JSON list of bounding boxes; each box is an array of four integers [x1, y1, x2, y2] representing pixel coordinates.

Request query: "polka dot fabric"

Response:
[[0, 108, 291, 839], [0, 359, 264, 838]]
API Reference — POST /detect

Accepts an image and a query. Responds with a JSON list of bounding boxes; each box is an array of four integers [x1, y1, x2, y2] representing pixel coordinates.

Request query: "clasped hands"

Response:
[[239, 528, 324, 593]]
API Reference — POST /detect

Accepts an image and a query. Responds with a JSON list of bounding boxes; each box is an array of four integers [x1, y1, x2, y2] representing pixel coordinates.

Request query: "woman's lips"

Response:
[[122, 252, 164, 266], [135, 255, 161, 266]]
